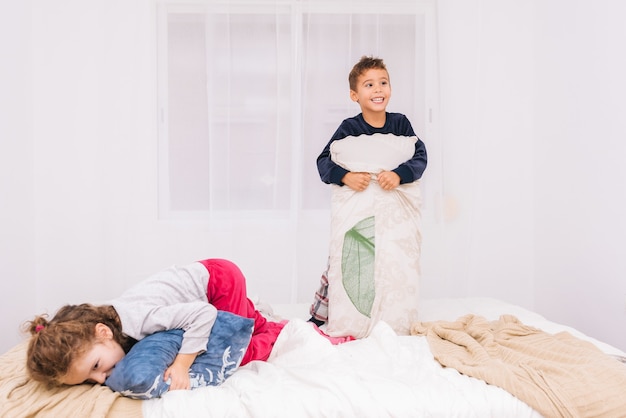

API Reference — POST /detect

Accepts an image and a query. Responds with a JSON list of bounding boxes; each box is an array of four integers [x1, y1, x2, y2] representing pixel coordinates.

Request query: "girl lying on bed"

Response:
[[25, 258, 353, 394]]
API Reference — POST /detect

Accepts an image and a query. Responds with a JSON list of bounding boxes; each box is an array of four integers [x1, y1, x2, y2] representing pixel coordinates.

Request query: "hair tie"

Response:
[[35, 325, 45, 333]]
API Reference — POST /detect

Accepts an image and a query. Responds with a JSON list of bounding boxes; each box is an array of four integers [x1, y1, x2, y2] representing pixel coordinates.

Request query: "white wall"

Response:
[[1, 0, 625, 354], [28, 0, 163, 320], [437, 0, 626, 351], [532, 0, 626, 351], [433, 0, 535, 304], [0, 0, 35, 353], [0, 0, 167, 354]]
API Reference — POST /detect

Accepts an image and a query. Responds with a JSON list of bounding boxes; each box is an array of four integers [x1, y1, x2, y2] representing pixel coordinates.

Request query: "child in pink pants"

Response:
[[25, 258, 351, 390]]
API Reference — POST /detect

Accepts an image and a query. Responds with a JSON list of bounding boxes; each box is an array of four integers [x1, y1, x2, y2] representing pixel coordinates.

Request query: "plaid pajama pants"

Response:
[[309, 261, 329, 322]]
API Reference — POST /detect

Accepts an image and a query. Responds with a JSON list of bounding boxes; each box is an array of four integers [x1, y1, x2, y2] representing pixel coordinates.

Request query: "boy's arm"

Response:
[[317, 141, 349, 185], [393, 138, 427, 184]]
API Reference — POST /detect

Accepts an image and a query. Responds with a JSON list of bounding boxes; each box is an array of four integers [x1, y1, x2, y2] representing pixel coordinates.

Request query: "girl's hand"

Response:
[[164, 352, 198, 391], [342, 172, 371, 191], [376, 171, 400, 190]]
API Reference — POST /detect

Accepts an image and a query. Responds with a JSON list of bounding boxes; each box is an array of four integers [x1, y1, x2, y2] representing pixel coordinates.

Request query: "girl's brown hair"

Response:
[[25, 303, 132, 386], [348, 56, 388, 92]]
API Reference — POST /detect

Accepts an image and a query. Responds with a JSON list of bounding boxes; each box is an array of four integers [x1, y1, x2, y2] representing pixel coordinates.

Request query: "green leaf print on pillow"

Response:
[[341, 216, 375, 318]]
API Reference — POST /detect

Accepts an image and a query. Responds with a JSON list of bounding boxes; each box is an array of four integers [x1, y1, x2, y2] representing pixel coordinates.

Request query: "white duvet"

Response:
[[143, 298, 624, 418]]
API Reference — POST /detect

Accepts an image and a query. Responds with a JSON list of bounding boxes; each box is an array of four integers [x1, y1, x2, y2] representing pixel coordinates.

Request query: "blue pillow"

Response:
[[104, 310, 254, 399]]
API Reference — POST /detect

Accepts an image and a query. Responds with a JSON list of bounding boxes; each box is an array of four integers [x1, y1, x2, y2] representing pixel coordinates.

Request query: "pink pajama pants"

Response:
[[198, 258, 285, 365]]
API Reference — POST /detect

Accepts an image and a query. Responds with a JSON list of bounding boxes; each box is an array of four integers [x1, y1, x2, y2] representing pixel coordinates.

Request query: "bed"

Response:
[[2, 297, 626, 418]]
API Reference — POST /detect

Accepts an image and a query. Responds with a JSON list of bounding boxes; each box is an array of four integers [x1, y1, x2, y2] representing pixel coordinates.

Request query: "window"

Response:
[[157, 0, 437, 220]]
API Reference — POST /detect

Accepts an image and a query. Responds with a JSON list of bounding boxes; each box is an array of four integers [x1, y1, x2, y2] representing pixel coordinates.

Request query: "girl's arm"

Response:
[[164, 352, 199, 390], [125, 302, 218, 354]]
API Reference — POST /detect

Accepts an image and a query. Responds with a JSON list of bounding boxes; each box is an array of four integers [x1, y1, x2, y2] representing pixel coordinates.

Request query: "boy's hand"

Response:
[[377, 171, 400, 190], [164, 352, 198, 391], [342, 172, 371, 191]]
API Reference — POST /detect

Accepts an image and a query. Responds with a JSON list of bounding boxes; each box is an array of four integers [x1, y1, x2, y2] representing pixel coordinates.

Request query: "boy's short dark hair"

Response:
[[349, 56, 388, 91]]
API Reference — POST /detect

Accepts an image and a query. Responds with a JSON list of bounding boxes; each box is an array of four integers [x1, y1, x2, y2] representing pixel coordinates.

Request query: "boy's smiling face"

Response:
[[350, 68, 391, 115]]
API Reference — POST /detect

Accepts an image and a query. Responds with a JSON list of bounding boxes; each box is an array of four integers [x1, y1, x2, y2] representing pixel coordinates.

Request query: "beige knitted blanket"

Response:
[[0, 341, 142, 418], [411, 314, 626, 418]]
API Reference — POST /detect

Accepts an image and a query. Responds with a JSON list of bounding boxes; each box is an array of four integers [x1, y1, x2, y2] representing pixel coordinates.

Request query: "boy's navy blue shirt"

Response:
[[316, 112, 427, 186]]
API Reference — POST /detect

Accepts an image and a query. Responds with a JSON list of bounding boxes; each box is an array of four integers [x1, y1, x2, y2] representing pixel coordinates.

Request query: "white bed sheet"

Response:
[[142, 298, 625, 418]]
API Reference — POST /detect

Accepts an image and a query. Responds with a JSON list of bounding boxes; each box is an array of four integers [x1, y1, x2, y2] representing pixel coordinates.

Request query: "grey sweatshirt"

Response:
[[111, 262, 216, 354]]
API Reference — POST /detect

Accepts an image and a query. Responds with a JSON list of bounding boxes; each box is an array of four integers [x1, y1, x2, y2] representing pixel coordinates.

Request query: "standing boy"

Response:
[[309, 56, 427, 337]]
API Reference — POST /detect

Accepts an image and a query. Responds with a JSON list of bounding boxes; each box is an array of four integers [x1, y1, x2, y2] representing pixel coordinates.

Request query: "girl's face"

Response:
[[61, 323, 125, 385], [349, 68, 391, 115]]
